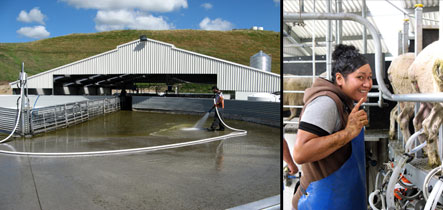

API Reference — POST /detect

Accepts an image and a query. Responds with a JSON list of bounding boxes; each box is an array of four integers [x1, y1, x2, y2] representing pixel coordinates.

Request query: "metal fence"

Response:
[[0, 97, 120, 136], [0, 106, 27, 134]]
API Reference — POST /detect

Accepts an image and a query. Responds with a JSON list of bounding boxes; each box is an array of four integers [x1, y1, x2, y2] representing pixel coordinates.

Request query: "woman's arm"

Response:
[[293, 97, 368, 164], [283, 138, 299, 174], [293, 129, 352, 164]]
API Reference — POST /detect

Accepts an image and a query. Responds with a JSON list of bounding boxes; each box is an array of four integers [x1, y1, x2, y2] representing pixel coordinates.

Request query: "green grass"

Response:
[[0, 29, 280, 82]]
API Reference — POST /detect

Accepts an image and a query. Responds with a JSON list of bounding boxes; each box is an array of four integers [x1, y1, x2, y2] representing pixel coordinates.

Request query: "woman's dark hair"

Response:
[[331, 44, 368, 83]]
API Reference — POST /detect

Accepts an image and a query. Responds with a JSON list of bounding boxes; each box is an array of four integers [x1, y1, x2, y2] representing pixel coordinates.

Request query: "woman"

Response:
[[292, 44, 372, 210]]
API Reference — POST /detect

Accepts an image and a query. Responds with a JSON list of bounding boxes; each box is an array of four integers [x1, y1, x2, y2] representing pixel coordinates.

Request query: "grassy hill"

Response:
[[0, 30, 280, 82]]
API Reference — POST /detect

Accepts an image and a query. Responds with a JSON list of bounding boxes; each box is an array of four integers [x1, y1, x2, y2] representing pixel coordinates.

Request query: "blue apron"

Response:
[[298, 129, 366, 210]]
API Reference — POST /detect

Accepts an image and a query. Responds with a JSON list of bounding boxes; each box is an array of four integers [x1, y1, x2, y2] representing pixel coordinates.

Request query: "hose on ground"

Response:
[[0, 130, 247, 157], [213, 98, 247, 133]]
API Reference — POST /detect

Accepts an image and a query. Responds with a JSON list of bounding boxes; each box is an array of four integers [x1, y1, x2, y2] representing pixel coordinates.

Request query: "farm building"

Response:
[[10, 36, 280, 100]]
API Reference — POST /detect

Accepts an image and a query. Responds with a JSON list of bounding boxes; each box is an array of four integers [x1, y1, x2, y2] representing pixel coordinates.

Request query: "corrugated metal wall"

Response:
[[13, 38, 279, 93], [132, 96, 280, 127]]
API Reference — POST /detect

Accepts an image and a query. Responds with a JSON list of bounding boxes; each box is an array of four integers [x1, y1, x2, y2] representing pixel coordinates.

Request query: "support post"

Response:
[[326, 0, 332, 80], [403, 18, 409, 54], [54, 109, 57, 128], [336, 0, 343, 45], [398, 31, 403, 55], [21, 62, 25, 136], [414, 4, 423, 56], [441, 1, 443, 41], [312, 1, 317, 82], [362, 0, 367, 54], [64, 104, 68, 127]]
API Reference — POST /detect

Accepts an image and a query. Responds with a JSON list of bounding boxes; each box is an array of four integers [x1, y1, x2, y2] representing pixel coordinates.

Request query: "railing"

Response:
[[282, 74, 384, 126], [0, 107, 25, 134], [30, 97, 120, 135], [0, 97, 120, 136]]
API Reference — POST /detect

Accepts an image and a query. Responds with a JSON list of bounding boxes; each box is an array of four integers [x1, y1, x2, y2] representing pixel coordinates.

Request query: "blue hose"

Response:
[[32, 95, 40, 110]]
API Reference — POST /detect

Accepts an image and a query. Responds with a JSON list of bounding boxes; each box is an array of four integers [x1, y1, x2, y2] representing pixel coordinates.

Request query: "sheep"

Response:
[[283, 74, 314, 121], [283, 72, 328, 121], [408, 40, 443, 167], [387, 53, 416, 141]]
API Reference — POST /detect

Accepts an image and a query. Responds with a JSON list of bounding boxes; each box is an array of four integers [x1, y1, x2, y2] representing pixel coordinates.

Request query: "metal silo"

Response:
[[250, 50, 271, 72]]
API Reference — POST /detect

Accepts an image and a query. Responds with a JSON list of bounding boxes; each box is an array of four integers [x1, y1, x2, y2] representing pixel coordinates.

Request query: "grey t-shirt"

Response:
[[299, 96, 342, 135]]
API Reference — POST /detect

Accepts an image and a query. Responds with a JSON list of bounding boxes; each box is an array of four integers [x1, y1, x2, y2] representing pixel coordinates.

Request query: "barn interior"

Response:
[[283, 1, 443, 209]]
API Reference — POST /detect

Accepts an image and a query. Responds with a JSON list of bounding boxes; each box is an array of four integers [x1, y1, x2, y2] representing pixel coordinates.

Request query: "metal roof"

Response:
[[283, 0, 440, 57]]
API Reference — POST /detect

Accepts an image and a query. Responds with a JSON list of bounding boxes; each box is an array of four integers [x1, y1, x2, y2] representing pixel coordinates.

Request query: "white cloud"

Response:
[[61, 0, 187, 12], [201, 3, 213, 10], [94, 10, 173, 31], [16, 26, 50, 39], [199, 17, 233, 31], [17, 7, 46, 24], [273, 0, 280, 3]]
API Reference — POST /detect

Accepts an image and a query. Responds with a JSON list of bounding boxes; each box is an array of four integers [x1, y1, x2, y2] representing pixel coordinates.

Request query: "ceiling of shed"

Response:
[[283, 0, 440, 57]]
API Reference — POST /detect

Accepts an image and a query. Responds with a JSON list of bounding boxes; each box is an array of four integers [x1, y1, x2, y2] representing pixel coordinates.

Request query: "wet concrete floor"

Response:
[[0, 111, 280, 210]]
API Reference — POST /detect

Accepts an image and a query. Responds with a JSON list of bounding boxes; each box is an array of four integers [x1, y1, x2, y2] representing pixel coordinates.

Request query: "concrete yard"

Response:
[[0, 111, 280, 210]]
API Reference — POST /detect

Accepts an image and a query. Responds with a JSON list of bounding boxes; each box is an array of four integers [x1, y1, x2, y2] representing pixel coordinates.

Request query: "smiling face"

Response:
[[335, 64, 373, 101]]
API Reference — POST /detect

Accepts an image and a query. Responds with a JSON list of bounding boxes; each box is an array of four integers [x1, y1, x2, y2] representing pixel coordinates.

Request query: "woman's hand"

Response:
[[344, 97, 368, 139], [287, 162, 299, 175]]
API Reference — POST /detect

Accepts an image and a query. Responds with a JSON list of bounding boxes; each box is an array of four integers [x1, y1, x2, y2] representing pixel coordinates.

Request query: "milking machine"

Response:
[[367, 128, 443, 210]]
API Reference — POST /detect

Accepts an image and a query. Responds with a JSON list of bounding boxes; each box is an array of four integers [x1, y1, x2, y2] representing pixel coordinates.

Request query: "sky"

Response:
[[0, 0, 281, 43]]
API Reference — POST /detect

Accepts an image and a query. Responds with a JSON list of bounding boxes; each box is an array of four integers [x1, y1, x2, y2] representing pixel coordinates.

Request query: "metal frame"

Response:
[[283, 12, 386, 126], [0, 97, 120, 136], [30, 97, 120, 135], [284, 12, 443, 102]]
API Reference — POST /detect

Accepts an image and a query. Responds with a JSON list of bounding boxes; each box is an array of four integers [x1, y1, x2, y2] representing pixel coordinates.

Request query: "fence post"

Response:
[[73, 103, 77, 123], [29, 110, 34, 134], [87, 100, 89, 119], [64, 104, 68, 127], [54, 108, 57, 128], [80, 103, 83, 122], [43, 111, 47, 133]]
